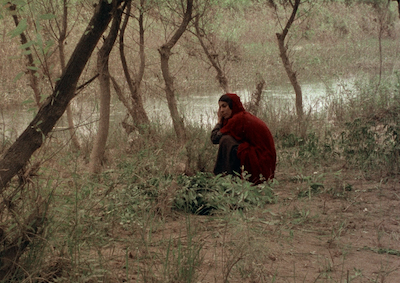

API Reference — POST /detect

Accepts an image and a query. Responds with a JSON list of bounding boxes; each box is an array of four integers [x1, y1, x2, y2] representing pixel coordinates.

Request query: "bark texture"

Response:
[[194, 15, 229, 93], [9, 4, 41, 107], [247, 75, 265, 116], [89, 3, 124, 174], [275, 0, 305, 137], [0, 0, 122, 191], [158, 0, 193, 141], [118, 0, 150, 128], [58, 0, 81, 150]]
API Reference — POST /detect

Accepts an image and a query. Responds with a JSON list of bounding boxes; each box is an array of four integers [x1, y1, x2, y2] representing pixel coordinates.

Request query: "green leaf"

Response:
[[19, 40, 34, 49], [11, 0, 27, 6], [14, 71, 25, 82], [9, 18, 27, 38], [27, 65, 39, 71], [39, 13, 56, 20], [39, 94, 47, 103], [43, 40, 54, 55], [22, 98, 34, 105], [36, 33, 43, 49]]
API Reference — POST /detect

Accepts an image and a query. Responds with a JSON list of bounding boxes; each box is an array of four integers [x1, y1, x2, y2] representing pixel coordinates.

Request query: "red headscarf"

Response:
[[220, 93, 276, 183]]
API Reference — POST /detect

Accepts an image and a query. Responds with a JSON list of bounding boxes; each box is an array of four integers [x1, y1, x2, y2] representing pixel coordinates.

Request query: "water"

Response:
[[145, 78, 354, 126], [0, 79, 354, 140]]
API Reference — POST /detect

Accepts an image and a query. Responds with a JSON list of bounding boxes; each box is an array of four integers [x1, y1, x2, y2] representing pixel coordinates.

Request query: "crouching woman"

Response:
[[211, 93, 276, 184]]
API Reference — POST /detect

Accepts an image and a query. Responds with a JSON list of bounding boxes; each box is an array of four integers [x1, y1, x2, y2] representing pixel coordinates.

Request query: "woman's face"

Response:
[[218, 101, 232, 119]]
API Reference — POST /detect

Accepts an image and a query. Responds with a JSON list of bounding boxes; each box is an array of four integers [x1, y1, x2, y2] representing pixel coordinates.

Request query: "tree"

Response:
[[7, 0, 85, 149], [158, 0, 193, 141], [89, 2, 124, 174], [0, 1, 125, 279], [48, 0, 83, 149], [393, 0, 400, 18], [193, 7, 230, 93], [114, 0, 150, 132], [0, 0, 124, 190], [275, 0, 306, 138], [7, 3, 42, 107]]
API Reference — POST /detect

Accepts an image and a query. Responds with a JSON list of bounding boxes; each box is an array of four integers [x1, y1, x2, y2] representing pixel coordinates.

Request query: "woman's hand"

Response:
[[217, 107, 223, 124]]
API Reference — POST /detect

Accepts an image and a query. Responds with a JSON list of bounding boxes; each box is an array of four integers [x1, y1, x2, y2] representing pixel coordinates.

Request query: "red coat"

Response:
[[220, 93, 276, 183]]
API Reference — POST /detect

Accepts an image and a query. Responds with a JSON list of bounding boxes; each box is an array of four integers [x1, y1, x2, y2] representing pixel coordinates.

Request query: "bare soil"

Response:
[[103, 169, 400, 283]]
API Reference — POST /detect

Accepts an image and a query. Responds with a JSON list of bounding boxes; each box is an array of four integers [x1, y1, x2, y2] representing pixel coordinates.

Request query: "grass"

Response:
[[1, 2, 400, 282], [1, 74, 400, 281]]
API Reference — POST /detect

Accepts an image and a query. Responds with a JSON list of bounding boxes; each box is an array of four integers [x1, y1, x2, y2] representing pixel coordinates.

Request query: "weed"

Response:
[[174, 172, 276, 215]]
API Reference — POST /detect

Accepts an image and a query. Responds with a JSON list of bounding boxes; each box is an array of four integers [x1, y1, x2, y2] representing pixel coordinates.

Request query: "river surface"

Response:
[[0, 78, 354, 141]]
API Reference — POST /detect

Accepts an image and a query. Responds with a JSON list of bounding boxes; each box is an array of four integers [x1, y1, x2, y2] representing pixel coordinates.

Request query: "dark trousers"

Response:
[[213, 135, 241, 176]]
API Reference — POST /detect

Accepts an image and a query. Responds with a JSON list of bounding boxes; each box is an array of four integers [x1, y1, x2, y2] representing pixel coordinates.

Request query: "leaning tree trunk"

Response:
[[89, 3, 123, 174], [158, 0, 193, 142], [0, 0, 123, 191], [275, 0, 305, 138]]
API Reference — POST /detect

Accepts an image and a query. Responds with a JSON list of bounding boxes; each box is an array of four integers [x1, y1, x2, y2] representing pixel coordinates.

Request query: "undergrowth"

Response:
[[1, 74, 400, 281], [1, 2, 400, 280]]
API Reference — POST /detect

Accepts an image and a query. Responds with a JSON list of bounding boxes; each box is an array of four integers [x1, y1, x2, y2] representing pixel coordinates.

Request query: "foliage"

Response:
[[174, 172, 276, 215], [1, 0, 400, 281]]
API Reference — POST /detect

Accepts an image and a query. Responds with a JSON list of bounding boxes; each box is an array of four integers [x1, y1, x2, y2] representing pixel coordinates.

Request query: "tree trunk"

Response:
[[158, 0, 193, 142], [9, 4, 41, 107], [275, 0, 305, 138], [58, 0, 81, 150], [0, 0, 123, 191], [118, 0, 149, 128], [247, 75, 265, 116], [194, 15, 229, 93], [89, 3, 123, 174]]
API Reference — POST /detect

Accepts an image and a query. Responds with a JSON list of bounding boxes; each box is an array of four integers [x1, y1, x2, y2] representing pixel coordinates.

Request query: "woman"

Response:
[[211, 93, 276, 184]]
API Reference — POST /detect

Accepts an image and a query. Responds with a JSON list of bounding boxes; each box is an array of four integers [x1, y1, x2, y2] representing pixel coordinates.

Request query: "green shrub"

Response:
[[174, 172, 276, 215]]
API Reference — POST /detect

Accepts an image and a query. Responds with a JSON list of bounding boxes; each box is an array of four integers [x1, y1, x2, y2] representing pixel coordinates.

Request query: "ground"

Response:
[[89, 168, 400, 283]]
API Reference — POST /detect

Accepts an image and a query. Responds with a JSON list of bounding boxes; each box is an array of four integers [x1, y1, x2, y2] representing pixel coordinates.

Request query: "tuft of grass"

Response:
[[174, 172, 277, 215]]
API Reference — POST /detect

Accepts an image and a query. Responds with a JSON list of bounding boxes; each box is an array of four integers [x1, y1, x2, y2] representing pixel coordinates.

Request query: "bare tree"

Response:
[[275, 0, 306, 137], [393, 0, 400, 18], [246, 74, 266, 116], [52, 0, 82, 149], [373, 0, 391, 89], [0, 0, 124, 190], [8, 3, 41, 107], [0, 1, 125, 279], [115, 0, 150, 131], [158, 0, 193, 141], [89, 2, 124, 174], [193, 11, 230, 93]]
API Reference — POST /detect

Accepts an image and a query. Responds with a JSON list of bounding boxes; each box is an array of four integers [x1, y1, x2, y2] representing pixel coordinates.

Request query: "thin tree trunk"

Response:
[[0, 0, 122, 191], [58, 0, 81, 150], [9, 4, 41, 107], [275, 0, 305, 137], [118, 0, 149, 128], [247, 75, 265, 116], [194, 15, 229, 93], [158, 0, 193, 141], [89, 3, 123, 174]]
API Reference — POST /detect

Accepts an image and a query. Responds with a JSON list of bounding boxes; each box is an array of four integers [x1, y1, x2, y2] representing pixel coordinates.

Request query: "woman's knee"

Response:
[[220, 135, 238, 146]]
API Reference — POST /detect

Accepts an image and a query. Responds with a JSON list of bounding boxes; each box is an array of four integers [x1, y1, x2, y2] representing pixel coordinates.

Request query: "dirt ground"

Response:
[[105, 168, 400, 283]]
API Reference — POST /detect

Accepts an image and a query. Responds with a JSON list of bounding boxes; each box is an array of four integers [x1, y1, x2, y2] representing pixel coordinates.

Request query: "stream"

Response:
[[0, 78, 354, 141]]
